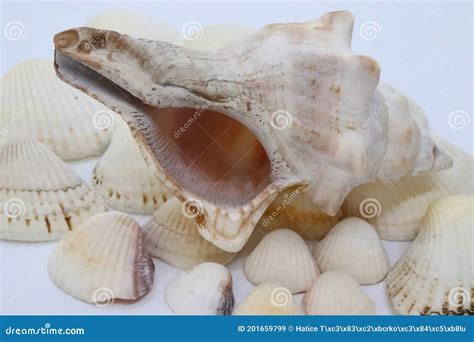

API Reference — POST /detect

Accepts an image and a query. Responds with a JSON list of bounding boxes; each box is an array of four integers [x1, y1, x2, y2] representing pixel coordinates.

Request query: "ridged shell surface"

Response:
[[386, 195, 473, 315], [244, 229, 319, 293], [312, 217, 389, 284], [165, 262, 234, 315], [0, 140, 105, 241], [0, 59, 112, 160], [48, 212, 154, 304]]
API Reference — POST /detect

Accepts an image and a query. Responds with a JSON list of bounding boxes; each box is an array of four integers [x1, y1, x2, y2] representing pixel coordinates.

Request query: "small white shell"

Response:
[[165, 262, 234, 315], [258, 189, 341, 240], [244, 229, 319, 293], [312, 217, 389, 284], [233, 283, 305, 315], [85, 9, 180, 43], [143, 197, 236, 269], [48, 212, 154, 304], [304, 270, 376, 315], [342, 137, 473, 240], [386, 195, 473, 315], [0, 140, 105, 241], [92, 118, 172, 214], [0, 59, 112, 160]]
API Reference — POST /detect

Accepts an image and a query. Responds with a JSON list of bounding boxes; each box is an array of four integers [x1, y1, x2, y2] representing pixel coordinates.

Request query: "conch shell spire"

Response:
[[52, 11, 451, 252]]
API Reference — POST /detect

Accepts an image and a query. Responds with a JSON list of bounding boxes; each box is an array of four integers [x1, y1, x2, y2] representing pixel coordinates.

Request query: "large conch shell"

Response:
[[52, 11, 451, 252], [385, 195, 473, 315], [342, 136, 473, 240]]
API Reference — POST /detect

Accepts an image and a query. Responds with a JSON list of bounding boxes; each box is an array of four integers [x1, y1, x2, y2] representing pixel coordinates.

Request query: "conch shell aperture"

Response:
[[52, 11, 451, 252]]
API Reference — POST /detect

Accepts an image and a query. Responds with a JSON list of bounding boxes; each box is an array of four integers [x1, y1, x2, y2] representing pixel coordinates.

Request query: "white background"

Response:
[[0, 0, 472, 315]]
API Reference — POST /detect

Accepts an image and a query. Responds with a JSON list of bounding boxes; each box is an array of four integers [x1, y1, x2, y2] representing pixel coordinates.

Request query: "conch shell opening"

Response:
[[52, 11, 451, 252]]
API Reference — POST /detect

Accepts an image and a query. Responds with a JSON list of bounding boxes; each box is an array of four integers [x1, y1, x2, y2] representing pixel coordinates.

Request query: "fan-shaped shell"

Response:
[[342, 137, 473, 240], [143, 197, 236, 269], [0, 140, 105, 241], [165, 262, 234, 315], [312, 217, 389, 284], [304, 270, 376, 315], [48, 212, 154, 304], [244, 229, 319, 293], [92, 117, 172, 214], [233, 283, 305, 315], [385, 195, 473, 315], [0, 59, 112, 160]]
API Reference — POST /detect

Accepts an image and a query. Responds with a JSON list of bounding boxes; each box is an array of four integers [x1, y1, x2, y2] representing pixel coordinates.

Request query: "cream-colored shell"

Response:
[[386, 195, 473, 315], [92, 117, 172, 214], [48, 212, 154, 304], [244, 229, 319, 293], [165, 262, 234, 315], [182, 25, 255, 51], [53, 11, 450, 252], [342, 137, 473, 240], [258, 189, 341, 240], [0, 140, 105, 241], [312, 217, 389, 284], [85, 9, 180, 43], [143, 197, 236, 269], [0, 59, 112, 160], [304, 270, 376, 315], [233, 283, 304, 315]]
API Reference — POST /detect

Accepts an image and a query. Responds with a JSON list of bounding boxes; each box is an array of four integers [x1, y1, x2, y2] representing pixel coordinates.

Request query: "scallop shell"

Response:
[[85, 9, 180, 43], [385, 195, 473, 315], [0, 140, 105, 241], [342, 136, 473, 240], [53, 11, 451, 252], [182, 25, 255, 51], [143, 197, 236, 269], [92, 117, 172, 214], [233, 283, 305, 315], [244, 229, 319, 293], [48, 212, 154, 304], [0, 59, 112, 160], [312, 217, 389, 284], [304, 270, 376, 315], [258, 189, 341, 240], [165, 262, 234, 315]]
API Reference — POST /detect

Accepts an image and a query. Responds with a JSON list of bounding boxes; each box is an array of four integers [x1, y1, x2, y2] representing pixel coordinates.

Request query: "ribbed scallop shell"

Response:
[[233, 283, 305, 315], [386, 195, 473, 315], [0, 59, 112, 160], [244, 229, 319, 293], [85, 9, 180, 42], [165, 262, 234, 315], [182, 25, 255, 51], [312, 217, 389, 284], [92, 118, 172, 214], [48, 212, 154, 304], [143, 197, 236, 269], [342, 137, 473, 240], [0, 140, 105, 241], [304, 270, 376, 315], [258, 189, 341, 240]]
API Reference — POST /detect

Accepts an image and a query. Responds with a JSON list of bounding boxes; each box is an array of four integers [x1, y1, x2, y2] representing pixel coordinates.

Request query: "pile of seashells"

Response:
[[0, 10, 472, 316]]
